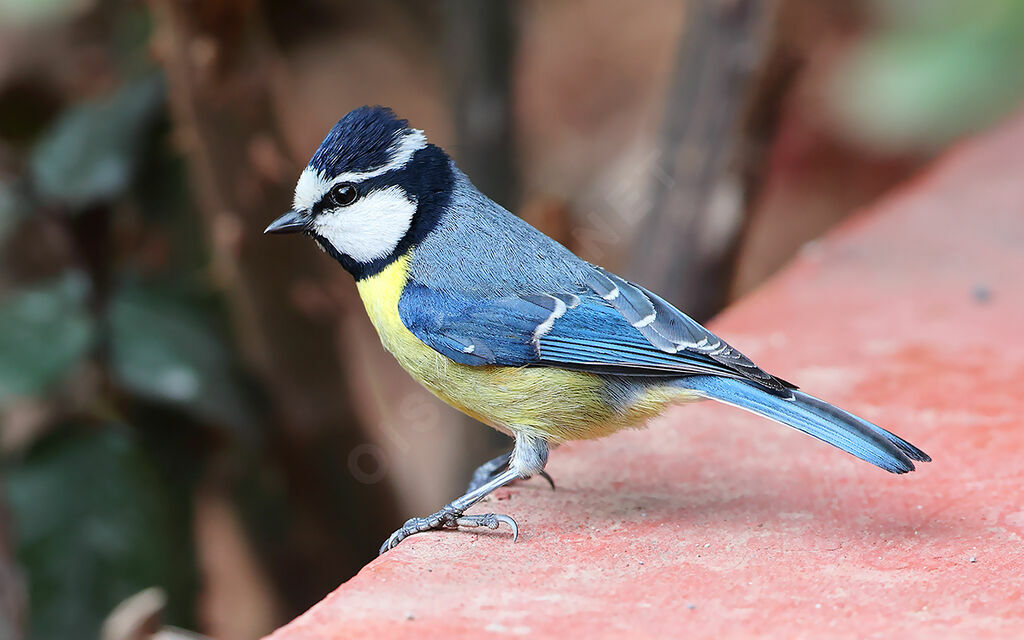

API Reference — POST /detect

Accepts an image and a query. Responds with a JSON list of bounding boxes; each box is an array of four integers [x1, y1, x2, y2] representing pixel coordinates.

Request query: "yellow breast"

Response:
[[355, 254, 698, 442]]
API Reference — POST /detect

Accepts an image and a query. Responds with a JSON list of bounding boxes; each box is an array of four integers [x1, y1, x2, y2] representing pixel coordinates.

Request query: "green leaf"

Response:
[[0, 0, 83, 28], [828, 0, 1024, 152], [0, 274, 93, 404], [110, 285, 256, 434], [29, 75, 165, 210], [3, 425, 196, 640]]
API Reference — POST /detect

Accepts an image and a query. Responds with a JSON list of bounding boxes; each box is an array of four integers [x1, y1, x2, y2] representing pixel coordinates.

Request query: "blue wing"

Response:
[[398, 267, 793, 396], [398, 270, 931, 474]]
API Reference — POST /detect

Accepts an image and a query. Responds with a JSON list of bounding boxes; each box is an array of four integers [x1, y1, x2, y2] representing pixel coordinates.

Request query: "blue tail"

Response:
[[677, 376, 930, 474]]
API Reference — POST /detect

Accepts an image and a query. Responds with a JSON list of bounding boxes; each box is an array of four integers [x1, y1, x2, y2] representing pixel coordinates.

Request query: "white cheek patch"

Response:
[[312, 186, 417, 263]]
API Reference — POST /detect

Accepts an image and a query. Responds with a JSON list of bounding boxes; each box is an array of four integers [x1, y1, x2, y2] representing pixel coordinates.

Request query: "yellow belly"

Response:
[[356, 255, 698, 442]]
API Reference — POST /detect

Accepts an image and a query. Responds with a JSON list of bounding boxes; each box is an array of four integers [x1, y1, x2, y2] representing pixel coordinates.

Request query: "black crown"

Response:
[[309, 106, 410, 177]]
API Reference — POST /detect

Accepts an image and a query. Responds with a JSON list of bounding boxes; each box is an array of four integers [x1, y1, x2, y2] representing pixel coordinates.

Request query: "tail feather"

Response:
[[788, 389, 931, 463], [677, 375, 930, 474]]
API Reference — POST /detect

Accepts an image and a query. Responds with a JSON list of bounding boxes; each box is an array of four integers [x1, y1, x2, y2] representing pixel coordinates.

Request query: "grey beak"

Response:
[[264, 210, 309, 234]]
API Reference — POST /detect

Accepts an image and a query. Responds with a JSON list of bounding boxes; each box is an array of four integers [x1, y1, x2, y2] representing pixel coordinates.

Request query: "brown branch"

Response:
[[440, 0, 523, 457], [442, 0, 519, 211], [0, 492, 25, 640], [628, 0, 794, 322], [148, 0, 398, 615]]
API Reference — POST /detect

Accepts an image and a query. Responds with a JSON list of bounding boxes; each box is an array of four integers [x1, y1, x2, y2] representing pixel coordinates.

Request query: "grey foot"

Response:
[[379, 505, 518, 555], [382, 436, 548, 555], [467, 452, 556, 493]]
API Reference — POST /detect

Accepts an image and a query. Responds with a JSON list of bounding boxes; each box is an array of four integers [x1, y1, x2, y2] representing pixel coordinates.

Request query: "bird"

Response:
[[266, 106, 930, 555]]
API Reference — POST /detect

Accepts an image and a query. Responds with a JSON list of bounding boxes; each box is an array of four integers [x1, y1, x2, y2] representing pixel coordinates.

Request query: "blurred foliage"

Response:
[[30, 75, 165, 211], [828, 0, 1024, 152], [0, 0, 391, 633], [0, 4, 248, 638], [0, 0, 84, 28], [0, 274, 93, 403], [3, 425, 196, 640], [110, 283, 257, 435]]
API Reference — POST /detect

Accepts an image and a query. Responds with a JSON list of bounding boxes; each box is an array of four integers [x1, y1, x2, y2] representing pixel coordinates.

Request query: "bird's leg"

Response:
[[466, 451, 556, 493], [380, 434, 549, 554], [466, 451, 511, 493]]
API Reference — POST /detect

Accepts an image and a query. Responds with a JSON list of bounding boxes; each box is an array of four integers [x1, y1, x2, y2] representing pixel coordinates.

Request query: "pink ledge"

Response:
[[267, 112, 1024, 639]]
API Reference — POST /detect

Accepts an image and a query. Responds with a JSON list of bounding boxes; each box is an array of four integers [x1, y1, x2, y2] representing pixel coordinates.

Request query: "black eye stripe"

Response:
[[311, 183, 358, 215], [308, 144, 441, 220]]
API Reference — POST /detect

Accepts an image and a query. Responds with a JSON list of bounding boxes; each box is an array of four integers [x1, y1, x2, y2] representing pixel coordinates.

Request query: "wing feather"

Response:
[[583, 266, 792, 394], [399, 273, 791, 396]]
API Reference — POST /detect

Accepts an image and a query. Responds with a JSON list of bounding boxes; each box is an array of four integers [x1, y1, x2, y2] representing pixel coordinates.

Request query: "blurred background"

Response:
[[0, 0, 1022, 638]]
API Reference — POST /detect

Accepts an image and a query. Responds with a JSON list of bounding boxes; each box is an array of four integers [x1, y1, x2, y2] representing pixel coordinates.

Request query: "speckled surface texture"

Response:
[[266, 113, 1024, 639]]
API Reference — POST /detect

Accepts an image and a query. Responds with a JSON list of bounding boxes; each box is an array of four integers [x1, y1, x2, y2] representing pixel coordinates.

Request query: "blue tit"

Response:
[[266, 106, 930, 555]]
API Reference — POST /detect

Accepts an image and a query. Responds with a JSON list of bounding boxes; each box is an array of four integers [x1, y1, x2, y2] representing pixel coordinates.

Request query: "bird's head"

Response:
[[265, 106, 453, 279]]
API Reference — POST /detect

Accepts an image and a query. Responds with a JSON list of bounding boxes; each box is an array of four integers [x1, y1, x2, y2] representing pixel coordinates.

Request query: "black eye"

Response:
[[329, 182, 358, 207]]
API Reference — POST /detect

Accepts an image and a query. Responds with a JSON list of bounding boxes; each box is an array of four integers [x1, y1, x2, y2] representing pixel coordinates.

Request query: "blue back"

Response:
[[408, 168, 592, 295]]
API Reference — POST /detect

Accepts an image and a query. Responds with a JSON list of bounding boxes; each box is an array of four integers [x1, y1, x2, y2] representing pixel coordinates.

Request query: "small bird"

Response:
[[266, 106, 930, 555]]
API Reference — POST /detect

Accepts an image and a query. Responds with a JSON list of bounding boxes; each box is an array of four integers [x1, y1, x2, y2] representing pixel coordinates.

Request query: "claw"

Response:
[[454, 513, 519, 541], [380, 532, 399, 555], [381, 510, 520, 555], [385, 460, 529, 554], [539, 470, 556, 491], [500, 513, 519, 542]]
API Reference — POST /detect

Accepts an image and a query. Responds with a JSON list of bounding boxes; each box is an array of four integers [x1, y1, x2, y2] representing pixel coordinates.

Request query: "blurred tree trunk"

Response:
[[0, 495, 25, 640], [441, 0, 520, 457], [442, 0, 519, 211], [148, 0, 397, 616], [628, 0, 796, 322]]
